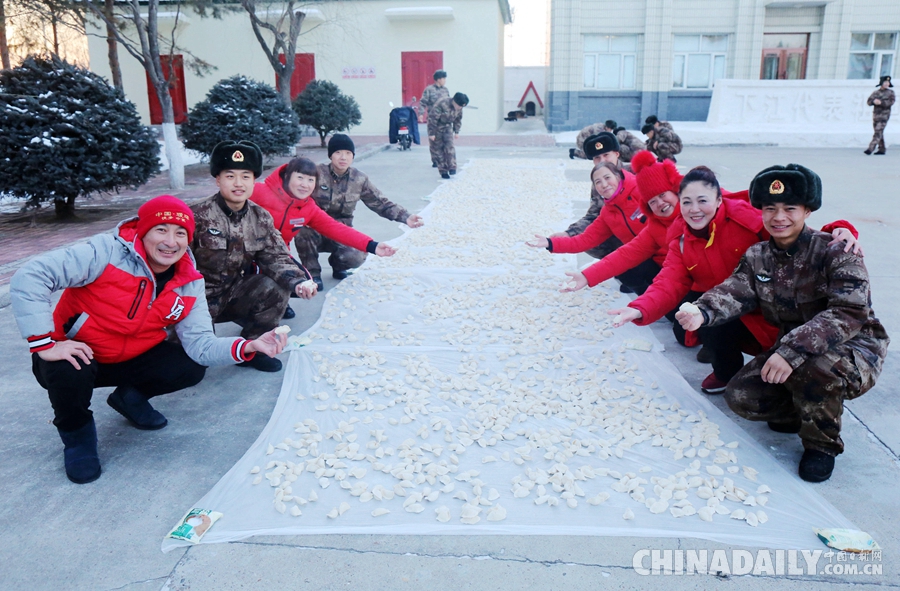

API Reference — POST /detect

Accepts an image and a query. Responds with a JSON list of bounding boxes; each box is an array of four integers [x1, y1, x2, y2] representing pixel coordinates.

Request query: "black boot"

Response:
[[696, 345, 713, 364], [440, 172, 450, 179], [238, 354, 283, 372], [432, 162, 438, 168], [568, 148, 576, 159], [332, 269, 351, 280], [312, 276, 324, 291], [57, 420, 101, 484], [864, 149, 873, 155], [875, 150, 886, 155], [283, 305, 296, 319], [107, 385, 167, 430], [798, 449, 835, 482], [449, 169, 456, 175]]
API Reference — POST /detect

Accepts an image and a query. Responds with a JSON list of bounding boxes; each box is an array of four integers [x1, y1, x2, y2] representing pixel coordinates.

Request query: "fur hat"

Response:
[[604, 119, 617, 130], [631, 151, 683, 204], [641, 123, 655, 135], [210, 140, 262, 178], [879, 75, 893, 88], [645, 115, 659, 125], [452, 92, 469, 107], [328, 133, 355, 158], [136, 195, 195, 242], [434, 69, 447, 81], [583, 132, 620, 159], [749, 164, 822, 212]]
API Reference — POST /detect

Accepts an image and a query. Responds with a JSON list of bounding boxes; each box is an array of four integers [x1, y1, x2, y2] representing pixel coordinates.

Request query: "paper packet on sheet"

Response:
[[814, 528, 881, 553], [166, 508, 223, 544]]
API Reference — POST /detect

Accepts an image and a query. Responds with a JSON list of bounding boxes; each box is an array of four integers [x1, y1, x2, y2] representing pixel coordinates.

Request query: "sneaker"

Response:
[[798, 449, 835, 482], [767, 418, 801, 433], [696, 345, 713, 364], [864, 149, 873, 155], [312, 276, 324, 291], [332, 269, 351, 280], [440, 172, 450, 179], [107, 386, 167, 430], [238, 354, 283, 372], [282, 305, 296, 319], [700, 372, 728, 394]]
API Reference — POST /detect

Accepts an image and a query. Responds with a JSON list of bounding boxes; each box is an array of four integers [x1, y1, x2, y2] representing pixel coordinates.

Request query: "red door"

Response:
[[277, 53, 316, 100], [147, 55, 188, 124], [401, 51, 442, 123]]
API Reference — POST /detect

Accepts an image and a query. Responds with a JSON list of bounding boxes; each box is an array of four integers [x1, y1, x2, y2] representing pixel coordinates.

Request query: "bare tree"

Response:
[[1, 0, 11, 69], [240, 0, 306, 107], [103, 0, 121, 90]]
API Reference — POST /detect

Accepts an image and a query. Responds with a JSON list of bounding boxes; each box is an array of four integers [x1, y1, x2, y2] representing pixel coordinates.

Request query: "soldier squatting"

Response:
[[8, 72, 889, 485]]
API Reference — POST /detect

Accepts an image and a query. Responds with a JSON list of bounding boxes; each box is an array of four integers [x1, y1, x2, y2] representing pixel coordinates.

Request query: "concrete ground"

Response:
[[0, 142, 897, 590]]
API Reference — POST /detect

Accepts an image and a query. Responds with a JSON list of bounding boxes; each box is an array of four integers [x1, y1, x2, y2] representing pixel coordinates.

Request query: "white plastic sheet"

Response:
[[163, 159, 855, 552]]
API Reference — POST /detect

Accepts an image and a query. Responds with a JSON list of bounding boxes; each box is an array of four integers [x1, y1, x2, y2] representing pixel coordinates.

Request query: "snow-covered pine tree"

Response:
[[181, 75, 301, 158], [0, 55, 160, 218]]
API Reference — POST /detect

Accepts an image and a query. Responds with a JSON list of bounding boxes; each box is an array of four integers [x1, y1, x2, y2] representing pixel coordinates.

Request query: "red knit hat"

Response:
[[632, 150, 683, 201], [136, 195, 195, 242]]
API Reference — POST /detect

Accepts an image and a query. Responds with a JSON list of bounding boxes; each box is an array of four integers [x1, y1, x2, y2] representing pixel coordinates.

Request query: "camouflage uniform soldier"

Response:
[[612, 128, 646, 162], [295, 134, 423, 281], [428, 92, 468, 179], [421, 70, 450, 168], [570, 123, 606, 160], [865, 75, 895, 155], [642, 121, 682, 163], [191, 141, 316, 372], [677, 164, 889, 482]]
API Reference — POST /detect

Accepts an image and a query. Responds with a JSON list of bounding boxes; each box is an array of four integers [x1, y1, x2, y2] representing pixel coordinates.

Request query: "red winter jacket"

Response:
[[628, 197, 780, 349], [548, 171, 646, 253], [252, 164, 373, 251], [581, 189, 749, 287]]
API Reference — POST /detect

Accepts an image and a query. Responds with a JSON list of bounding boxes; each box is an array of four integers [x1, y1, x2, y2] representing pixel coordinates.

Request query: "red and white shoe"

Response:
[[700, 372, 728, 394]]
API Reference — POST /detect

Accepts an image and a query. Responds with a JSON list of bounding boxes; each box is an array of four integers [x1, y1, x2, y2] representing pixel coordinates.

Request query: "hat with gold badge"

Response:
[[210, 140, 263, 178], [749, 164, 822, 211]]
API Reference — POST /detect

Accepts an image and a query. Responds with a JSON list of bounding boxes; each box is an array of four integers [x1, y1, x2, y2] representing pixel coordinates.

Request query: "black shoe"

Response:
[[107, 386, 167, 430], [283, 305, 296, 319], [798, 449, 835, 482], [440, 172, 450, 179], [696, 345, 713, 364], [57, 420, 101, 484], [875, 150, 886, 155], [864, 149, 873, 155], [238, 354, 283, 372], [432, 162, 438, 168], [569, 148, 576, 159], [767, 418, 802, 434], [332, 269, 351, 280], [449, 170, 456, 175], [312, 276, 324, 291], [619, 283, 634, 294]]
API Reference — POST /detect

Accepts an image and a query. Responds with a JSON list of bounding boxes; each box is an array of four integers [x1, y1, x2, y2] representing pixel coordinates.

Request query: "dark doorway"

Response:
[[525, 101, 536, 116]]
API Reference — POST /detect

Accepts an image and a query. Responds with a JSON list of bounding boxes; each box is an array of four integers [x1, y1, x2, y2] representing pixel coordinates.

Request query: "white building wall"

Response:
[[86, 0, 507, 134]]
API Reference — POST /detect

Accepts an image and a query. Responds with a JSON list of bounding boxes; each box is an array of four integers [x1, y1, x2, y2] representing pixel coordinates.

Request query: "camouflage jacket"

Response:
[[566, 190, 604, 236], [867, 87, 895, 120], [427, 96, 463, 134], [190, 194, 307, 317], [694, 226, 889, 370], [420, 83, 450, 111], [573, 123, 606, 159], [315, 163, 410, 224], [615, 128, 646, 161], [649, 125, 682, 158]]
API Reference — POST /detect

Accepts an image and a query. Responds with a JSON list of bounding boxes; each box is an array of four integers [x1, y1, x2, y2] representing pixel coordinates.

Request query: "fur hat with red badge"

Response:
[[583, 132, 620, 159], [210, 140, 263, 178], [749, 164, 822, 212]]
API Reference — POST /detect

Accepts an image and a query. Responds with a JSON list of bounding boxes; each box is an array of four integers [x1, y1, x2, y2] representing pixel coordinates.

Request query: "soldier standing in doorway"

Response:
[[421, 70, 450, 168], [428, 92, 468, 179], [865, 75, 894, 155]]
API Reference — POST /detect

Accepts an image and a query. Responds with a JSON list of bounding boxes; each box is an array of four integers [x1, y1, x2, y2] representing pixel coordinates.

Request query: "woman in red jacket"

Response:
[[558, 151, 682, 295], [526, 162, 656, 294], [609, 166, 859, 394], [251, 157, 397, 293]]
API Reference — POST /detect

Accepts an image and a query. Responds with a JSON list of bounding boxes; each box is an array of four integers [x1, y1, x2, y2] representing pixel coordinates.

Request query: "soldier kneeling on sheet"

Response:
[[676, 164, 889, 483], [191, 140, 317, 373], [10, 195, 288, 484]]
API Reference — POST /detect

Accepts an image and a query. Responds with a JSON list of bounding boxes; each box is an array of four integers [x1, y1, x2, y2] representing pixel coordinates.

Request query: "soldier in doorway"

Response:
[[421, 70, 450, 168], [428, 92, 468, 179], [865, 75, 895, 155]]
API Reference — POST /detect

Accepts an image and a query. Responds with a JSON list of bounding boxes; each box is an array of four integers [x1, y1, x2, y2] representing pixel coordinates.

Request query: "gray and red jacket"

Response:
[[11, 218, 252, 365]]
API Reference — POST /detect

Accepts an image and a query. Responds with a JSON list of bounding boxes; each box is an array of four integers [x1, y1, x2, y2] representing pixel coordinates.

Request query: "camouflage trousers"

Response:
[[431, 127, 457, 173], [867, 117, 889, 153], [209, 274, 290, 340], [294, 225, 367, 278], [725, 344, 878, 456]]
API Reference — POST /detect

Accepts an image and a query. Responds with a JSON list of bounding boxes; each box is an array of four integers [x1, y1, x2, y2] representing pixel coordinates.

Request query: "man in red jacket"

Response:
[[10, 195, 287, 483]]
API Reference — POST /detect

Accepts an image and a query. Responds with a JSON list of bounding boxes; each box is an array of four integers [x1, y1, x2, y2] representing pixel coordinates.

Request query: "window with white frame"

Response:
[[848, 32, 897, 79], [583, 35, 637, 90], [672, 35, 727, 89]]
